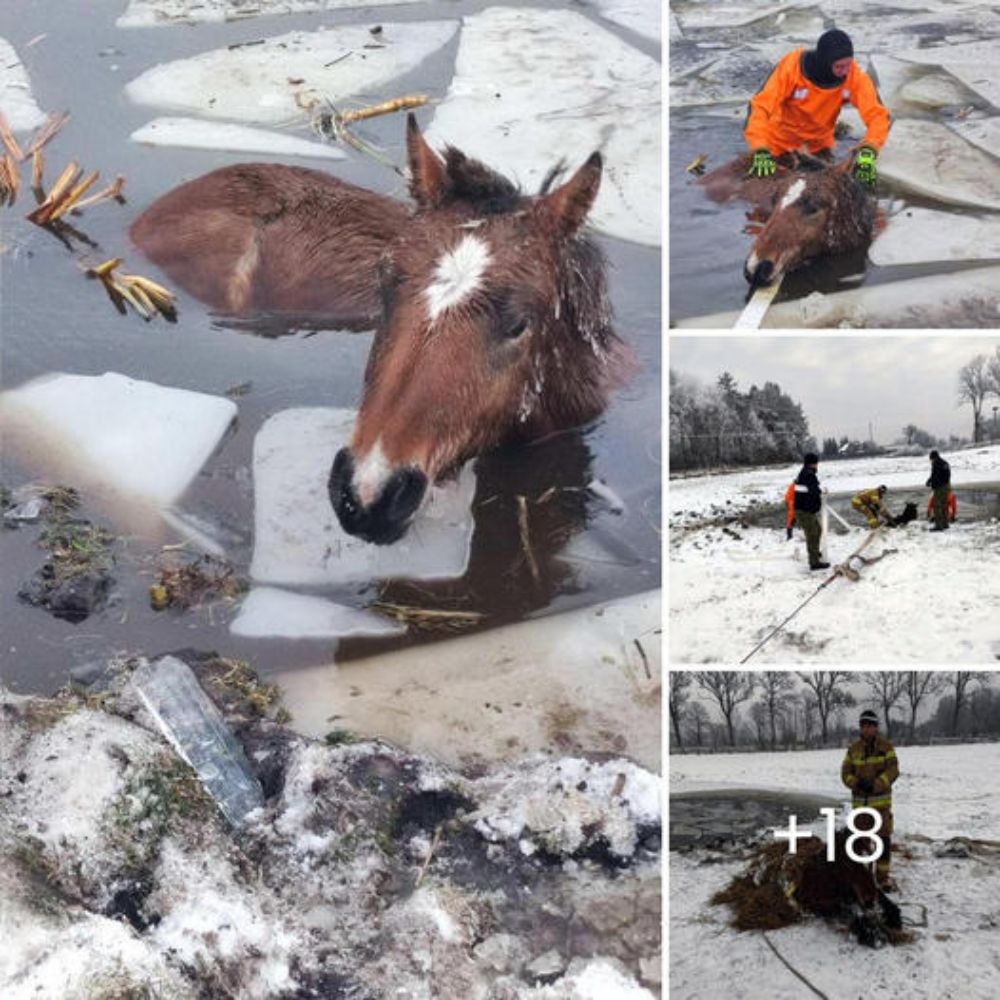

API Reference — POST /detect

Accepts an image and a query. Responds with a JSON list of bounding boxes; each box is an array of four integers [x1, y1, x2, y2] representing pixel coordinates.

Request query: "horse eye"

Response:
[[502, 318, 529, 340]]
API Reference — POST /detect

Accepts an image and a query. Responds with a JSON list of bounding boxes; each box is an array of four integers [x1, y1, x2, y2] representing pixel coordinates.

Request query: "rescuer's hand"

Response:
[[854, 146, 878, 188], [748, 150, 777, 177]]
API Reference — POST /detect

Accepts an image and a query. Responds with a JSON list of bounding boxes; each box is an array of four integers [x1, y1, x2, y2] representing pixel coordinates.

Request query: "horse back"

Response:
[[130, 163, 409, 322]]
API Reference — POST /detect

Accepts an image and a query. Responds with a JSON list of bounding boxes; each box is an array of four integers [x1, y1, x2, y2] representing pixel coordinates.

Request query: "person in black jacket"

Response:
[[926, 450, 951, 531], [794, 452, 829, 569]]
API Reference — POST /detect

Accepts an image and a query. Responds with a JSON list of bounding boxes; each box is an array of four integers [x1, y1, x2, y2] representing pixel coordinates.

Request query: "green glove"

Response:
[[854, 146, 878, 188], [748, 149, 776, 177]]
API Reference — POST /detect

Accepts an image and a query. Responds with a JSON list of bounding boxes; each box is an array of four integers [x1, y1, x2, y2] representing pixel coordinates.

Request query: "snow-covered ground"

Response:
[[670, 745, 1000, 1000], [669, 446, 1000, 663]]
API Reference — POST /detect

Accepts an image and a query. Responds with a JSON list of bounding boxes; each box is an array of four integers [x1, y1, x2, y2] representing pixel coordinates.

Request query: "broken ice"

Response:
[[132, 117, 346, 159], [250, 408, 476, 587]]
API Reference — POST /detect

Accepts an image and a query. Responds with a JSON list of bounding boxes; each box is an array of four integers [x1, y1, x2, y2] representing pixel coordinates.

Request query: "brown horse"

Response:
[[698, 153, 874, 288], [132, 115, 632, 544]]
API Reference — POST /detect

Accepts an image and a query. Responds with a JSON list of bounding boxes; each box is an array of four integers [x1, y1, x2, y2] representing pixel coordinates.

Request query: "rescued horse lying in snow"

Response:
[[132, 115, 632, 545], [699, 152, 875, 288]]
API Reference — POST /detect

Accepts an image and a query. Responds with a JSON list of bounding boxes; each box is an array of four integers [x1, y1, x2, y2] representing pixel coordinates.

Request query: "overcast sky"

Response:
[[670, 335, 1000, 444]]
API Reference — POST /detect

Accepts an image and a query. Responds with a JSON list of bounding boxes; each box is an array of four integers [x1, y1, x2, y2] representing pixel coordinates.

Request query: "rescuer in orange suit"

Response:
[[744, 29, 891, 188]]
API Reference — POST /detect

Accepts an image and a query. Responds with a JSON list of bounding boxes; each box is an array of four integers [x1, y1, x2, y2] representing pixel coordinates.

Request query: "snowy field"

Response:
[[670, 745, 1000, 1000], [669, 445, 1000, 663]]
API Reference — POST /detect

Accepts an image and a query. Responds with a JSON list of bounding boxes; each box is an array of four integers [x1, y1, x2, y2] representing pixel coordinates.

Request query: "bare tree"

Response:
[[958, 354, 992, 443], [685, 703, 711, 748], [901, 672, 946, 740], [669, 672, 693, 751], [758, 672, 798, 749], [797, 671, 853, 745], [695, 672, 756, 747], [947, 672, 988, 736], [861, 672, 906, 737]]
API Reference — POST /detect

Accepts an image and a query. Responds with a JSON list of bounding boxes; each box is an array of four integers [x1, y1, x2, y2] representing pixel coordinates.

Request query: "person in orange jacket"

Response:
[[744, 29, 891, 188], [926, 491, 957, 522], [784, 480, 796, 539]]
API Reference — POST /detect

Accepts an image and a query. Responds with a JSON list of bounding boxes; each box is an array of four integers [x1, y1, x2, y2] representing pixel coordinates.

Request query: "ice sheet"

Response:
[[131, 117, 346, 159], [589, 0, 661, 44], [0, 37, 47, 131], [425, 8, 661, 246], [250, 408, 476, 586], [124, 22, 458, 126], [230, 586, 406, 639], [870, 206, 1000, 267], [0, 372, 237, 507], [117, 0, 423, 29]]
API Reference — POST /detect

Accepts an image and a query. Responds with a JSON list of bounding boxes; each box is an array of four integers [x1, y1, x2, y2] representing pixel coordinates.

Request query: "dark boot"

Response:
[[810, 561, 831, 570]]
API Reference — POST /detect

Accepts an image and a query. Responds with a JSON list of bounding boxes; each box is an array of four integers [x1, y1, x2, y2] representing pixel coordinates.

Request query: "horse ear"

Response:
[[406, 113, 447, 207], [540, 152, 602, 234]]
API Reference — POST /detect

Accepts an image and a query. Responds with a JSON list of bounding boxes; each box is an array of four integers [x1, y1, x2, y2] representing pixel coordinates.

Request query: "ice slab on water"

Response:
[[950, 116, 1000, 160], [870, 206, 1000, 267], [425, 8, 660, 246], [879, 120, 1000, 211], [132, 656, 264, 827], [675, 2, 801, 31], [0, 372, 236, 507], [251, 408, 476, 587], [124, 21, 458, 126], [0, 37, 47, 131], [589, 0, 661, 44], [893, 41, 1000, 107], [898, 72, 975, 109], [132, 117, 346, 159], [117, 0, 423, 28], [230, 586, 406, 639]]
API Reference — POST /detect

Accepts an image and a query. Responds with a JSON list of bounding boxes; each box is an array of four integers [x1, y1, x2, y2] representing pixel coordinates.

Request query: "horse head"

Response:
[[328, 115, 630, 545], [743, 157, 874, 287]]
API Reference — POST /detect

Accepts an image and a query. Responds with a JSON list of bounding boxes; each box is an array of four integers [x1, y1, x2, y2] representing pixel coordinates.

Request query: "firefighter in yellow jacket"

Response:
[[744, 29, 891, 188], [841, 709, 899, 890], [851, 485, 891, 528]]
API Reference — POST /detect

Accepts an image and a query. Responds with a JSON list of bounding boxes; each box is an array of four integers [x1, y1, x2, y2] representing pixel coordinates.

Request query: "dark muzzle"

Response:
[[328, 447, 428, 545]]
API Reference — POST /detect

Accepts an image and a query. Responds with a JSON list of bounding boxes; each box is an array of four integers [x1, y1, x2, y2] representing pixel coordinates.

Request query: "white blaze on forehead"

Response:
[[355, 438, 392, 506], [779, 177, 807, 210], [424, 233, 491, 321]]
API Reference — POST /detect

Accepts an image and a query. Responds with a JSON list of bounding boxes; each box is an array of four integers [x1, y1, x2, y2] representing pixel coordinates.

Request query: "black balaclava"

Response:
[[803, 29, 854, 88]]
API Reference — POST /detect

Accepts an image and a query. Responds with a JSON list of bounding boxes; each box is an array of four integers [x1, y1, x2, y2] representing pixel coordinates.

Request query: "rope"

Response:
[[761, 932, 831, 1000], [740, 527, 885, 663]]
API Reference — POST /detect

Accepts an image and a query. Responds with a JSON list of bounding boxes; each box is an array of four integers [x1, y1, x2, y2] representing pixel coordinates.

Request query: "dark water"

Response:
[[0, 0, 661, 693], [670, 787, 841, 851]]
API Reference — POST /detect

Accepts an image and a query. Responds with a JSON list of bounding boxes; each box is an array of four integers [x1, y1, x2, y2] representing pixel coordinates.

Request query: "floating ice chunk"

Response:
[[251, 408, 476, 586], [892, 41, 1000, 106], [898, 72, 975, 109], [117, 0, 423, 29], [132, 117, 346, 159], [879, 120, 1000, 211], [675, 265, 1000, 329], [124, 22, 458, 126], [230, 586, 406, 639], [132, 656, 264, 826], [868, 55, 919, 110], [670, 41, 790, 109], [950, 116, 1000, 160], [0, 372, 236, 507], [870, 206, 1000, 267], [589, 0, 661, 44], [426, 8, 660, 246], [0, 37, 47, 131], [675, 2, 801, 31]]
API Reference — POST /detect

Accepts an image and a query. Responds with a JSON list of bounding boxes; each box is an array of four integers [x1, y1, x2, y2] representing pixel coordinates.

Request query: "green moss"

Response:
[[324, 729, 359, 747]]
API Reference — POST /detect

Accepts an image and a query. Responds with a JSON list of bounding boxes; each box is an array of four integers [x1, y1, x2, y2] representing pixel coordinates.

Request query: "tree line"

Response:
[[958, 346, 1000, 443], [669, 671, 998, 752], [669, 371, 813, 471]]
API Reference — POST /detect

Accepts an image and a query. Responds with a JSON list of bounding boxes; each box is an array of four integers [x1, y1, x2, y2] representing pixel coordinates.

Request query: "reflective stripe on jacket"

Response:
[[841, 735, 898, 810], [744, 49, 891, 155]]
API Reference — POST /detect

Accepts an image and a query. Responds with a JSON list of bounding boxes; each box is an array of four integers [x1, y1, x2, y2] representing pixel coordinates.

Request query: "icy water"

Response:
[[0, 0, 661, 694], [669, 787, 842, 851]]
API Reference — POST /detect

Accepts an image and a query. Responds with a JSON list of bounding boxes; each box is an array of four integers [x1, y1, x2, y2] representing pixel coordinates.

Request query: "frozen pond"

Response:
[[0, 0, 661, 695], [670, 0, 1000, 327]]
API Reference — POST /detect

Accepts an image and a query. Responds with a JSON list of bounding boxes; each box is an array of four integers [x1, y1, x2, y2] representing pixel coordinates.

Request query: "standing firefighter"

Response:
[[927, 449, 952, 531], [842, 709, 899, 891], [794, 452, 829, 570]]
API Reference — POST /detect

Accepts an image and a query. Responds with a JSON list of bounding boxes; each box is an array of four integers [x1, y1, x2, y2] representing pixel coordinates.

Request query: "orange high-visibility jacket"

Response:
[[927, 491, 957, 521], [744, 50, 891, 156], [785, 481, 796, 529]]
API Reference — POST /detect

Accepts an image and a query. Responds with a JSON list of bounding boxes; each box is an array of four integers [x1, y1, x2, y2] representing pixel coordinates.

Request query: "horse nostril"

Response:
[[755, 260, 775, 286], [328, 447, 357, 510], [384, 467, 428, 525]]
